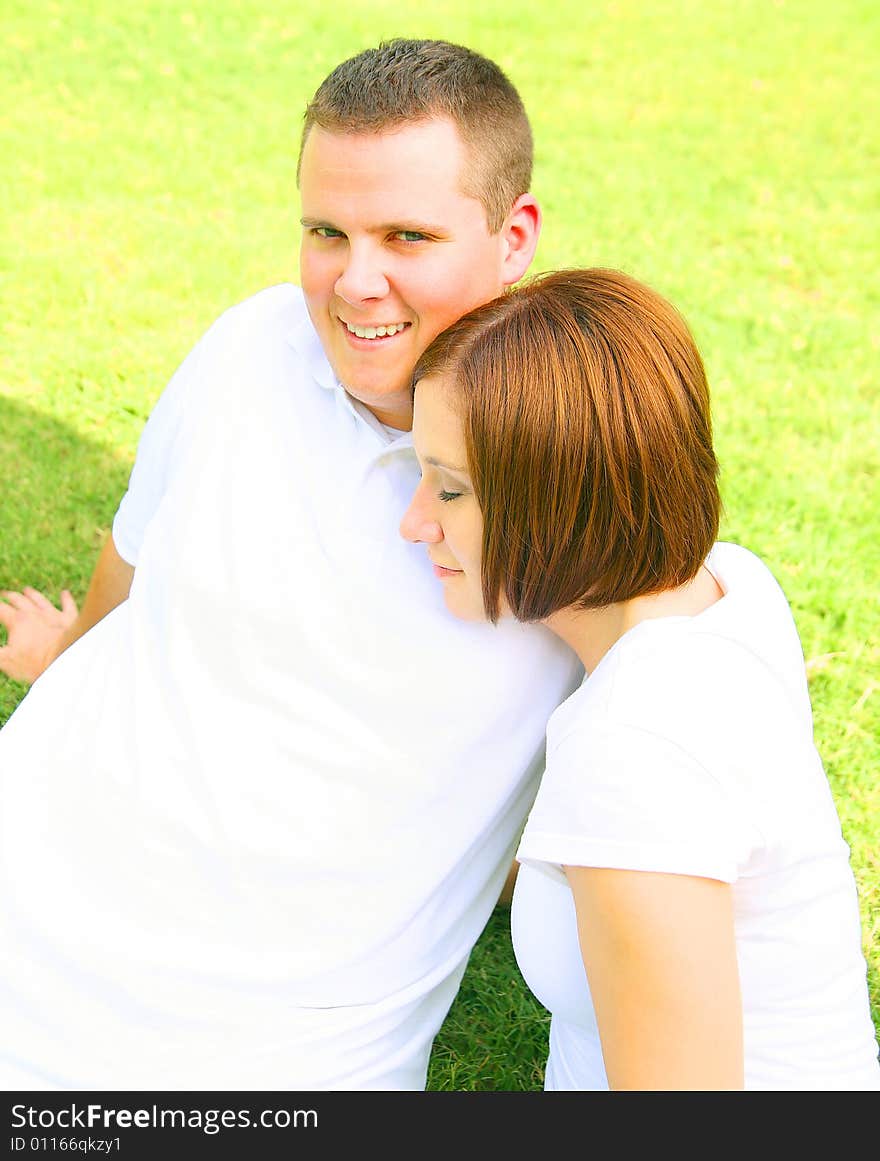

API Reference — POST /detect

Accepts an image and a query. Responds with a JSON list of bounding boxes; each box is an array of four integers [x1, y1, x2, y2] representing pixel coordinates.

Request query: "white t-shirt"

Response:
[[513, 542, 880, 1090], [0, 285, 582, 1090]]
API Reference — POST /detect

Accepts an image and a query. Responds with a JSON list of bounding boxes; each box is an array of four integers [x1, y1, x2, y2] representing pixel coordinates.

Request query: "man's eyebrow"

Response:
[[379, 221, 448, 236], [299, 217, 449, 236], [426, 455, 469, 476]]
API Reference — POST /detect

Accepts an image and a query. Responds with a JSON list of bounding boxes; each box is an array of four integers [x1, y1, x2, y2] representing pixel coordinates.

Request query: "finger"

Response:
[[60, 590, 79, 618], [0, 590, 30, 612], [0, 601, 15, 625], [0, 645, 25, 683], [22, 587, 55, 612]]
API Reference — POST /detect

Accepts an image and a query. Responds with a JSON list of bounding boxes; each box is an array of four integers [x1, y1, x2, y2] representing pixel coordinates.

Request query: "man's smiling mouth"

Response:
[[343, 320, 411, 340]]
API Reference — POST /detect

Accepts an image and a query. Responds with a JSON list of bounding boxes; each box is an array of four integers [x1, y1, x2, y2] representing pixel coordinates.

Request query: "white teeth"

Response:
[[345, 321, 407, 339]]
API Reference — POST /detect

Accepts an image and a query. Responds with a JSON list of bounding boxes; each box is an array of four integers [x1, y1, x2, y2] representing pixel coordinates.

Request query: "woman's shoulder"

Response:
[[549, 542, 812, 753]]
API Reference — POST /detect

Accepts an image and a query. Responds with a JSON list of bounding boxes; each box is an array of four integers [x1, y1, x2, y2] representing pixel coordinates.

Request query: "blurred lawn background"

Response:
[[1, 0, 877, 1089]]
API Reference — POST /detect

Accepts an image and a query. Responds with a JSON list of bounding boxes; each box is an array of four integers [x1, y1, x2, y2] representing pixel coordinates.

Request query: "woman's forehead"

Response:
[[412, 376, 468, 469]]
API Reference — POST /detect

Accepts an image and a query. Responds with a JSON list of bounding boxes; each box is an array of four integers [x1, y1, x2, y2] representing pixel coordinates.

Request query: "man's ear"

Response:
[[499, 194, 542, 288]]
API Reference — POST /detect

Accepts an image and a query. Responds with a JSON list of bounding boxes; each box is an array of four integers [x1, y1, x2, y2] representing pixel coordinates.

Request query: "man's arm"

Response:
[[0, 296, 211, 691], [0, 536, 134, 685], [496, 859, 520, 906]]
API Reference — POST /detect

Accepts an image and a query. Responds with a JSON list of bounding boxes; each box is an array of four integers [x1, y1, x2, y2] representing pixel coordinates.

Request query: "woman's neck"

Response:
[[544, 566, 724, 674]]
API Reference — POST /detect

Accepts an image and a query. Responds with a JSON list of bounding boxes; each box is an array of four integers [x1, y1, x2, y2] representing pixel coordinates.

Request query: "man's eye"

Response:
[[395, 231, 426, 243], [438, 490, 461, 503], [314, 227, 343, 239]]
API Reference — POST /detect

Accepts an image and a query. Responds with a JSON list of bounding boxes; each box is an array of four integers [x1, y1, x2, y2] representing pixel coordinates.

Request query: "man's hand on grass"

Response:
[[0, 587, 79, 684]]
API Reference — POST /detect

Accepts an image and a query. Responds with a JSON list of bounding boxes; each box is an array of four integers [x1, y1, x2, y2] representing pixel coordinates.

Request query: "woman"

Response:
[[400, 268, 880, 1090]]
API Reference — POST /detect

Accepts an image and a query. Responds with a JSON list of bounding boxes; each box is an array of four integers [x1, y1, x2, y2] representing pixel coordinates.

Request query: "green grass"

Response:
[[1, 0, 877, 1089]]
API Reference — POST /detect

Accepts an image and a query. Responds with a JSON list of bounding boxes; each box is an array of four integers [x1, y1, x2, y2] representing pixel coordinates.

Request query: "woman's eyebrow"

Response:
[[425, 455, 470, 476]]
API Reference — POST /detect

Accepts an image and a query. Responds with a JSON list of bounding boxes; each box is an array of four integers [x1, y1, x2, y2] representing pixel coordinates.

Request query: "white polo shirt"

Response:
[[0, 284, 582, 1090]]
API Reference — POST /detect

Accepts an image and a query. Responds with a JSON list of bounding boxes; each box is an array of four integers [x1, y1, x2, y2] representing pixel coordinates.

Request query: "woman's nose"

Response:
[[400, 488, 443, 544]]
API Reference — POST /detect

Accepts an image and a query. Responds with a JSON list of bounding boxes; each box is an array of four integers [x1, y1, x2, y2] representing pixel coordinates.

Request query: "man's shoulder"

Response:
[[215, 282, 310, 338], [195, 283, 330, 385]]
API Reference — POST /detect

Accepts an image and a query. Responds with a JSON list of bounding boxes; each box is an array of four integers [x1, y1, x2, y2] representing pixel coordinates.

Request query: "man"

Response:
[[0, 39, 580, 1090]]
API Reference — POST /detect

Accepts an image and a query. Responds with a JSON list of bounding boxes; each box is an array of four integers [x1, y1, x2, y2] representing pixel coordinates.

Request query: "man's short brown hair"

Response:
[[413, 268, 722, 622], [298, 39, 533, 233]]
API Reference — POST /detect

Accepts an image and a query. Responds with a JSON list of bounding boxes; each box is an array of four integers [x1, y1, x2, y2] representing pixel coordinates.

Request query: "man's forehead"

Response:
[[302, 115, 466, 156], [298, 117, 479, 207]]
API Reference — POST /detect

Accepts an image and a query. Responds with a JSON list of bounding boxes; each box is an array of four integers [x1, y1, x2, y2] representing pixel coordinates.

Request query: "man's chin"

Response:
[[337, 381, 413, 429]]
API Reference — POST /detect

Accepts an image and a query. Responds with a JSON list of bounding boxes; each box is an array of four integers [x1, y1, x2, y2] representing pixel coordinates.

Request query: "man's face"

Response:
[[299, 118, 521, 429]]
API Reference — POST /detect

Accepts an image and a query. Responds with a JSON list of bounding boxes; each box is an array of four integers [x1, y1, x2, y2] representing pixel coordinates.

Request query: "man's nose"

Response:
[[335, 241, 389, 305], [400, 488, 443, 544]]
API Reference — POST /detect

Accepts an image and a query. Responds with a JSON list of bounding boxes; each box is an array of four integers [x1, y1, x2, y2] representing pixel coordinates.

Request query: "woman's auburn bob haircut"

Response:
[[412, 268, 722, 624]]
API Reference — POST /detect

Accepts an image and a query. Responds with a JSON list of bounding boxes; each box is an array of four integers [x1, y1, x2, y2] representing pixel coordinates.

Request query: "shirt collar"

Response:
[[287, 312, 338, 394], [287, 310, 414, 453]]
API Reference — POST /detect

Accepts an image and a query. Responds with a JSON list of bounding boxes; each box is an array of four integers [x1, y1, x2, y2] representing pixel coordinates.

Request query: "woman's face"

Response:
[[399, 374, 492, 622]]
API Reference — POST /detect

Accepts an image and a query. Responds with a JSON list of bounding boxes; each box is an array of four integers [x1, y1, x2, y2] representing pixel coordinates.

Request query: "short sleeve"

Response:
[[516, 723, 756, 885], [111, 326, 212, 566]]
